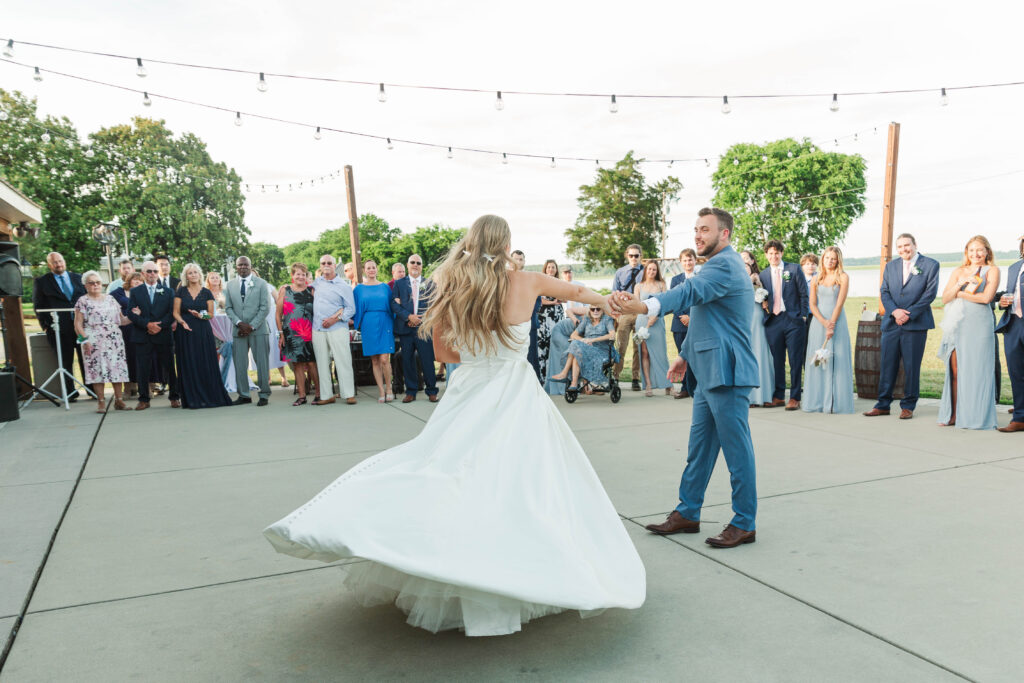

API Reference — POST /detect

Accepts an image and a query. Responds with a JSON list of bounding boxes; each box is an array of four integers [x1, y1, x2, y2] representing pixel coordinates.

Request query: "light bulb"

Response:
[[378, 83, 387, 103], [85, 148, 94, 158], [446, 146, 453, 159], [787, 151, 793, 158], [234, 111, 242, 127], [502, 153, 508, 165], [41, 131, 51, 143], [668, 160, 674, 168], [136, 57, 147, 78], [0, 110, 8, 121], [829, 93, 839, 112], [550, 157, 556, 168], [761, 155, 767, 162], [275, 185, 279, 192], [314, 126, 322, 140], [810, 146, 816, 153], [257, 72, 268, 92], [261, 185, 265, 193], [494, 91, 504, 110], [704, 158, 710, 167], [940, 87, 949, 106], [609, 94, 618, 113], [184, 176, 191, 184], [33, 67, 42, 82], [721, 95, 731, 114], [386, 137, 393, 150], [143, 92, 152, 107], [732, 158, 739, 166], [204, 181, 211, 188], [3, 39, 13, 59]]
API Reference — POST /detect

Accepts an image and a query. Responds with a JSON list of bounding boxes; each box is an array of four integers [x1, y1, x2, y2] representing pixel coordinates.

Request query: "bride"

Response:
[[264, 215, 645, 636]]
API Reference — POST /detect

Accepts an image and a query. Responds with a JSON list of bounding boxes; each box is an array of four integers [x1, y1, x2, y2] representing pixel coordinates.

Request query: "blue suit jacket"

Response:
[[996, 258, 1024, 336], [667, 272, 692, 334], [32, 271, 85, 333], [879, 255, 939, 332], [389, 276, 435, 336], [127, 283, 176, 345], [758, 262, 808, 324], [653, 246, 759, 390]]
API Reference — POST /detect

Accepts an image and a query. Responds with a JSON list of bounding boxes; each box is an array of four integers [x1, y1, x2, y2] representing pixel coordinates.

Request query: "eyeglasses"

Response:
[[408, 261, 422, 265], [590, 307, 602, 312], [86, 281, 102, 286], [144, 269, 157, 273], [627, 253, 641, 259]]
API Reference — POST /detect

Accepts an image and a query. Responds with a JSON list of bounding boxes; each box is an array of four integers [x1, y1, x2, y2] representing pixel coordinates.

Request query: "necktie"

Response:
[[902, 260, 911, 285], [59, 274, 72, 300], [412, 279, 418, 315], [772, 268, 783, 315], [148, 285, 155, 304], [240, 279, 246, 299], [1014, 268, 1023, 318]]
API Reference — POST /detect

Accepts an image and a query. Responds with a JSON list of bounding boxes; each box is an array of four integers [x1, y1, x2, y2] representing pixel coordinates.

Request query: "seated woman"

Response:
[[543, 316, 579, 396], [550, 306, 618, 392]]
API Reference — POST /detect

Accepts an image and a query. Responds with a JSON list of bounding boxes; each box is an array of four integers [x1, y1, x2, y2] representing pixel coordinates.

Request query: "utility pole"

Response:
[[878, 122, 900, 315], [344, 165, 362, 284]]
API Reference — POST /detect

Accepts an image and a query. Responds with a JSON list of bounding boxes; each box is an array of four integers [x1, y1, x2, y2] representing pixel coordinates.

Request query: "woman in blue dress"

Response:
[[550, 306, 618, 391], [354, 260, 397, 403], [172, 264, 233, 409], [802, 247, 854, 414], [634, 260, 672, 396], [937, 235, 1000, 429], [745, 262, 775, 406]]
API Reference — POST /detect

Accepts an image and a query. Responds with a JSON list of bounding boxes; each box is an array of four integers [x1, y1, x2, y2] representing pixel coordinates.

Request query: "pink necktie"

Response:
[[1014, 272, 1022, 318], [902, 261, 911, 285], [772, 268, 782, 315]]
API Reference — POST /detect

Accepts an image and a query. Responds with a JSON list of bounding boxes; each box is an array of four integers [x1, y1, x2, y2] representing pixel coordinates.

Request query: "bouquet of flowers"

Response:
[[633, 325, 651, 343], [812, 338, 832, 367], [753, 287, 769, 304]]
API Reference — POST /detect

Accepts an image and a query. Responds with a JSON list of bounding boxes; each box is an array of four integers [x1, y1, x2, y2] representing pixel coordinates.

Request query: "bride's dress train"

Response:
[[264, 321, 645, 636]]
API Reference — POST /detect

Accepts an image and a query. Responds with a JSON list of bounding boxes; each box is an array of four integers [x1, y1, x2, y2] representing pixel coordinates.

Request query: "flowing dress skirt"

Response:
[[802, 285, 854, 414], [938, 295, 997, 429], [749, 300, 775, 405]]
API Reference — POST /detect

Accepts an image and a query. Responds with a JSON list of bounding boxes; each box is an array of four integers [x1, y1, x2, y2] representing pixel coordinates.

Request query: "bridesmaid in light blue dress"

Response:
[[937, 236, 1000, 429], [746, 269, 775, 406], [635, 261, 672, 395], [802, 247, 854, 414]]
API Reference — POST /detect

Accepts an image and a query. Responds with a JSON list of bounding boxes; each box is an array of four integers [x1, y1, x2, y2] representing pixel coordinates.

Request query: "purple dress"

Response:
[[74, 295, 129, 383]]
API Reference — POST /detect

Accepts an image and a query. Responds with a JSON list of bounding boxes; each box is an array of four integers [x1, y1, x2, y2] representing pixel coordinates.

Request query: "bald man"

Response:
[[33, 252, 87, 399]]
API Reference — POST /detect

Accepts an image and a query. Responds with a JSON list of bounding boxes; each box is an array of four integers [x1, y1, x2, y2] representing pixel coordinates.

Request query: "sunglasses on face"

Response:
[[590, 307, 602, 312], [409, 261, 422, 265], [627, 254, 640, 258], [144, 269, 158, 273]]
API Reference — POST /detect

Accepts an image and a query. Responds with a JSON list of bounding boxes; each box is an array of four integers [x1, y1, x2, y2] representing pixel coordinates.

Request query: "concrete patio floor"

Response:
[[1, 383, 1021, 682]]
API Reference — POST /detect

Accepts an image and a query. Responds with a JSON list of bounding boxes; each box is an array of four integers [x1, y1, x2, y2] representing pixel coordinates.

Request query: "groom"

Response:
[[610, 207, 759, 548]]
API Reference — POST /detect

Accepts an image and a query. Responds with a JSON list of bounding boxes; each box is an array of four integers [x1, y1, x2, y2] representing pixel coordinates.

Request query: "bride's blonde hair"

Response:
[[419, 214, 516, 354]]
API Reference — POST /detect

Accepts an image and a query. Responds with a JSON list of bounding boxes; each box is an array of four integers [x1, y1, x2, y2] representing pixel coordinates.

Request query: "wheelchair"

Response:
[[563, 342, 621, 404]]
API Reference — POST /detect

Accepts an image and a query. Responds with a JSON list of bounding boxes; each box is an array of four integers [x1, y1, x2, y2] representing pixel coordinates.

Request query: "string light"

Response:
[[787, 151, 793, 158], [502, 153, 508, 164], [142, 91, 152, 107], [609, 94, 618, 113], [377, 83, 387, 103], [732, 158, 739, 166], [830, 93, 839, 112], [234, 111, 242, 126], [940, 87, 949, 106], [704, 159, 710, 167], [761, 155, 768, 162], [136, 57, 147, 78], [257, 72, 268, 92], [494, 91, 504, 111], [721, 95, 731, 114], [85, 147, 94, 158], [2, 39, 12, 59], [446, 146, 453, 159], [40, 131, 51, 143], [0, 110, 8, 121], [314, 126, 322, 140], [386, 137, 393, 150], [550, 157, 556, 168], [33, 66, 42, 82]]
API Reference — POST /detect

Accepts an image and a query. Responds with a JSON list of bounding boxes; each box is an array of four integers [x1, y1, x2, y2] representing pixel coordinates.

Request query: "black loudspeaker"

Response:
[[0, 368, 18, 422], [0, 241, 22, 297]]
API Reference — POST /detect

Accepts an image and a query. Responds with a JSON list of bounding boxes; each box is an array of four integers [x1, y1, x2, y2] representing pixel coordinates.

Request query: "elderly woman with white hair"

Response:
[[173, 263, 234, 409], [74, 270, 131, 412]]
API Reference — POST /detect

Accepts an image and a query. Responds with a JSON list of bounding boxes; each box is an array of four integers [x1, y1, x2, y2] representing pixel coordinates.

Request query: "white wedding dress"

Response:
[[264, 321, 645, 636]]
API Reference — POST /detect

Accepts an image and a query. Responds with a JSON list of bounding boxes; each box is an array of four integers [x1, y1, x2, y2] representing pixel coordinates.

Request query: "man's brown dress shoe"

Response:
[[863, 408, 890, 416], [135, 401, 150, 411], [428, 395, 439, 403], [899, 409, 913, 419], [705, 525, 756, 548], [170, 399, 181, 408], [645, 511, 700, 535], [312, 397, 336, 406], [402, 395, 415, 403], [785, 399, 799, 411], [998, 421, 1024, 433], [764, 398, 785, 408], [345, 397, 357, 405], [673, 390, 690, 399]]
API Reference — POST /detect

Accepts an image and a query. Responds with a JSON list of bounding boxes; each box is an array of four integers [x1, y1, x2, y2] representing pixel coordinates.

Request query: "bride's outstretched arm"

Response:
[[531, 272, 614, 317]]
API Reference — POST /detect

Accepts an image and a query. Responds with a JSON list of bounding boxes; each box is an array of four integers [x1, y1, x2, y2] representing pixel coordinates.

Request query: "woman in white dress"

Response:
[[265, 215, 645, 636]]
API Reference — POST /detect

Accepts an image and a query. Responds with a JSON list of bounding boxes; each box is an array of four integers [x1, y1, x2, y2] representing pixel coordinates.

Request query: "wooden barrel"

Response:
[[854, 319, 905, 399]]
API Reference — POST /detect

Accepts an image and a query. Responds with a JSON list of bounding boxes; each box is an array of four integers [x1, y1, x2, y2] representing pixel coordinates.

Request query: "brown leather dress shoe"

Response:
[[428, 395, 439, 403], [899, 409, 913, 419], [402, 395, 415, 403], [785, 399, 799, 411], [863, 408, 890, 416], [135, 401, 150, 411], [645, 511, 700, 535], [998, 421, 1024, 433], [705, 525, 756, 548], [312, 397, 336, 406], [170, 399, 181, 408], [673, 390, 690, 399], [345, 397, 357, 405], [764, 398, 785, 408]]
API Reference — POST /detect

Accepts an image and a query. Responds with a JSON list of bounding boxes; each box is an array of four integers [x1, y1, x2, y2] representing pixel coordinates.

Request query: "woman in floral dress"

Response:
[[74, 270, 130, 413], [536, 259, 566, 383], [277, 262, 319, 405]]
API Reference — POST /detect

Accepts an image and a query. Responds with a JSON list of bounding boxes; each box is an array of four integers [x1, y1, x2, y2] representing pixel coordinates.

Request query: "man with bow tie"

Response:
[[864, 233, 939, 420], [32, 251, 87, 400], [126, 260, 181, 409], [391, 253, 439, 403]]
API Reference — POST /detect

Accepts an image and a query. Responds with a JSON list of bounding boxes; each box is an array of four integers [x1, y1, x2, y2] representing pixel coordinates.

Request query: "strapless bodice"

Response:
[[456, 321, 531, 365]]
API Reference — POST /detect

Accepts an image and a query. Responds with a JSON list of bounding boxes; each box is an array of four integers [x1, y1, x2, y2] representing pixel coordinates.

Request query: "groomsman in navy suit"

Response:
[[127, 260, 181, 410], [390, 254, 439, 403], [996, 235, 1024, 432], [864, 233, 939, 420], [668, 248, 698, 398], [759, 241, 809, 410]]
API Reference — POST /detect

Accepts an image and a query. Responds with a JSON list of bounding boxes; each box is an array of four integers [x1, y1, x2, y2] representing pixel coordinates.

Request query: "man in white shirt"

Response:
[[311, 255, 357, 405]]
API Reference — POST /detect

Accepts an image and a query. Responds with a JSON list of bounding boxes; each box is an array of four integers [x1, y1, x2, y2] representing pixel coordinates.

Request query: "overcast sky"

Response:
[[4, 0, 1024, 263]]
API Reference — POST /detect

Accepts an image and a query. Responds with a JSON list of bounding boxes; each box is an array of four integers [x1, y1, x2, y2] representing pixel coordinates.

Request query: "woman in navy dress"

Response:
[[173, 264, 233, 409], [354, 260, 396, 403], [110, 271, 144, 398]]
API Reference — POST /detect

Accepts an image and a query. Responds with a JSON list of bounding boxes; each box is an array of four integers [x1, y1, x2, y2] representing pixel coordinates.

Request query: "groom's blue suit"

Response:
[[651, 245, 759, 530]]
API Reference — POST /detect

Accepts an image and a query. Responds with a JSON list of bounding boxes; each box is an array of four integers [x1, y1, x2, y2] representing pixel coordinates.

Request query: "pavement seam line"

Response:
[[0, 407, 107, 674], [621, 517, 976, 682]]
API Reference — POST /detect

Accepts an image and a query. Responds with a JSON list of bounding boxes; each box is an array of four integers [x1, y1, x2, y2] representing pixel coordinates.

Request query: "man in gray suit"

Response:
[[225, 256, 271, 406]]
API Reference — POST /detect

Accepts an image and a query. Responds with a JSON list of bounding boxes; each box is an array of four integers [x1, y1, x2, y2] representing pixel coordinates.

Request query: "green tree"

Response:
[[711, 138, 866, 258], [248, 241, 287, 286], [565, 152, 682, 268]]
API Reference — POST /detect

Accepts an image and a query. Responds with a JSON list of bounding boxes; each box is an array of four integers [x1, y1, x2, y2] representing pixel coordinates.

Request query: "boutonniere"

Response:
[[782, 270, 792, 282], [155, 287, 166, 295], [911, 265, 922, 276]]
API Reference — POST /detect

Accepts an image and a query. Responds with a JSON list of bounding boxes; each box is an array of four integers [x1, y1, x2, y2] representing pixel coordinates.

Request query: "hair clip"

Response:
[[462, 250, 471, 257], [482, 253, 494, 262]]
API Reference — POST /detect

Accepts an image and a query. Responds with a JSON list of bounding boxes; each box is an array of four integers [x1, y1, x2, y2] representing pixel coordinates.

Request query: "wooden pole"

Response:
[[878, 122, 900, 315], [344, 165, 362, 284]]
